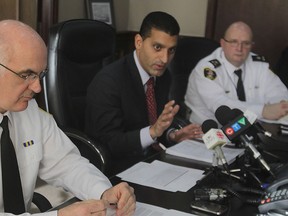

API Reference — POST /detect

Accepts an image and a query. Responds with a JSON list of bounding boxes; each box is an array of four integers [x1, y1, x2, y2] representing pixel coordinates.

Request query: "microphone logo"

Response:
[[222, 116, 250, 140], [216, 131, 225, 139], [225, 127, 234, 136]]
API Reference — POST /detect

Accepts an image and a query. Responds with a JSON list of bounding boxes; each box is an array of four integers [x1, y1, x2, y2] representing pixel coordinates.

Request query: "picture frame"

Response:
[[86, 0, 115, 28]]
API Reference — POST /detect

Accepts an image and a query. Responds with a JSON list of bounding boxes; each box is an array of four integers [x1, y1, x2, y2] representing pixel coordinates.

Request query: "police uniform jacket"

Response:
[[0, 99, 111, 215], [185, 47, 288, 124]]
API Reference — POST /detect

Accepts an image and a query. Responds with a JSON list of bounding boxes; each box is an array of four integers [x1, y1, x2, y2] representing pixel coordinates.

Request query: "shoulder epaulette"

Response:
[[252, 55, 268, 63], [209, 59, 221, 68]]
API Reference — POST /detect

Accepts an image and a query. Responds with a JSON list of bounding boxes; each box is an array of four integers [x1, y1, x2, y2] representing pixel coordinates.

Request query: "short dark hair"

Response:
[[139, 11, 180, 40]]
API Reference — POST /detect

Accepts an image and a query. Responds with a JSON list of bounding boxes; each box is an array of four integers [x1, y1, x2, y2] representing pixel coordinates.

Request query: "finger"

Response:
[[89, 200, 109, 214], [162, 105, 174, 115], [114, 183, 135, 208], [160, 106, 179, 122], [162, 100, 177, 113], [171, 104, 180, 115], [116, 194, 136, 216]]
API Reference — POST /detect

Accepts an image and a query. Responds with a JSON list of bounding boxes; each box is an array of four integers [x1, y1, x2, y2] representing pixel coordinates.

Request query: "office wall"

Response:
[[127, 0, 207, 36], [58, 0, 86, 22], [0, 0, 38, 30], [207, 0, 288, 69], [58, 0, 208, 36]]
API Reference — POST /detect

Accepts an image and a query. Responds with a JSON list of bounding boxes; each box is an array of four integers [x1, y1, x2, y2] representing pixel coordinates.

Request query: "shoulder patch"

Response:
[[204, 68, 217, 80], [252, 55, 268, 62], [209, 59, 221, 68]]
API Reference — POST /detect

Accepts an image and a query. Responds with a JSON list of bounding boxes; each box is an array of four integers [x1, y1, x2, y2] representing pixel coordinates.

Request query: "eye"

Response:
[[18, 73, 32, 80], [169, 47, 176, 55], [153, 44, 161, 51], [243, 41, 253, 46], [18, 70, 37, 80], [230, 40, 238, 45]]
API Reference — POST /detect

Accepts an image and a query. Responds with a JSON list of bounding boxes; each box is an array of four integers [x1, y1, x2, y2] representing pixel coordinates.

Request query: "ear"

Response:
[[134, 34, 143, 49], [220, 38, 225, 48]]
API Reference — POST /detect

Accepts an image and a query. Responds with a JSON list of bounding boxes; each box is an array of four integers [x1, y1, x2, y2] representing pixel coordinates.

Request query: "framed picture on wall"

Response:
[[86, 0, 115, 27]]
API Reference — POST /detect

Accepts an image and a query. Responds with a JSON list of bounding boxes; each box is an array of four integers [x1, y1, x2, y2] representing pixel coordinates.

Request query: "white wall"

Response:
[[58, 0, 208, 36], [126, 0, 208, 36]]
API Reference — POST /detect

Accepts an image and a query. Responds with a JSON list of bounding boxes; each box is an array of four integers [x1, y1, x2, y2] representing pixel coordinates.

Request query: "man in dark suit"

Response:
[[85, 11, 202, 176]]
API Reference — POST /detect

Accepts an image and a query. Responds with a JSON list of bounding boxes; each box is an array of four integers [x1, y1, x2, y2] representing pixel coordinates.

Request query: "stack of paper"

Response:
[[166, 139, 245, 165], [259, 116, 288, 125], [135, 202, 197, 216], [107, 202, 196, 216], [117, 160, 204, 192]]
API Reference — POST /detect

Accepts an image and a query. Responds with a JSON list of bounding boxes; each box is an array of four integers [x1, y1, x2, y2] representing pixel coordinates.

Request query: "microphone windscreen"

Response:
[[202, 119, 218, 133], [215, 105, 232, 125], [231, 108, 243, 119]]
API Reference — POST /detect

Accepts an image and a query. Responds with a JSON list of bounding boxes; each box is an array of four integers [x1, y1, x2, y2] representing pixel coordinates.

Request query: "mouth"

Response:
[[154, 64, 166, 71], [21, 94, 34, 101]]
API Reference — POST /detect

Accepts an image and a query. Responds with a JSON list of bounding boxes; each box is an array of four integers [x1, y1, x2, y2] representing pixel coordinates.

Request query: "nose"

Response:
[[160, 50, 169, 64], [28, 79, 42, 93], [236, 42, 244, 51]]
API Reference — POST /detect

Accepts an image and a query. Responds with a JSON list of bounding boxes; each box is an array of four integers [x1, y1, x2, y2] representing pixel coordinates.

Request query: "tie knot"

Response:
[[146, 77, 154, 86], [1, 115, 8, 129], [234, 69, 242, 77]]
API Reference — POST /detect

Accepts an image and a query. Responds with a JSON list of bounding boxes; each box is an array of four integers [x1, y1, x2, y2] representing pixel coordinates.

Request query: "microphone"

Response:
[[202, 119, 230, 173], [242, 109, 273, 138], [215, 106, 275, 178], [216, 105, 273, 138], [215, 106, 252, 141]]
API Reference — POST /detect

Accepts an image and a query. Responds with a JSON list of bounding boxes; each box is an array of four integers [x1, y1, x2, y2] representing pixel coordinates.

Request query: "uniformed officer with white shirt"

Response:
[[185, 21, 288, 125], [0, 20, 135, 216]]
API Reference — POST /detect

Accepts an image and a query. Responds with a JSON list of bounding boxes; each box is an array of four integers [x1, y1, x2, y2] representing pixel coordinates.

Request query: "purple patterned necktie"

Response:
[[146, 77, 157, 124]]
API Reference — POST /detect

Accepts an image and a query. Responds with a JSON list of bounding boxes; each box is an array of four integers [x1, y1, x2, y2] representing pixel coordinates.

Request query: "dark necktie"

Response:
[[1, 116, 25, 214], [234, 69, 246, 101], [145, 78, 163, 151], [146, 77, 157, 125]]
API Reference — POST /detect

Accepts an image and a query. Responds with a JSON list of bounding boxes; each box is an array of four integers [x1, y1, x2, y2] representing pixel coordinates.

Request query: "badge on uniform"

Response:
[[209, 59, 221, 68], [204, 68, 217, 80], [252, 55, 267, 62], [23, 140, 34, 147]]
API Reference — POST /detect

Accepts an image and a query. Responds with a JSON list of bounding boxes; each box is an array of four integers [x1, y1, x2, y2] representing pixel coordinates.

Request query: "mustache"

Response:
[[22, 92, 36, 98]]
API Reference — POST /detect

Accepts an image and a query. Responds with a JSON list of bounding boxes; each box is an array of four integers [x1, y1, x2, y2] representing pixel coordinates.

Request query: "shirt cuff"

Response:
[[140, 126, 155, 149]]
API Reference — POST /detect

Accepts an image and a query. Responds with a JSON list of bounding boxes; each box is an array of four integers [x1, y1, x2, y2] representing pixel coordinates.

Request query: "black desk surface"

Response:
[[108, 121, 288, 216], [52, 123, 288, 215], [110, 151, 259, 216]]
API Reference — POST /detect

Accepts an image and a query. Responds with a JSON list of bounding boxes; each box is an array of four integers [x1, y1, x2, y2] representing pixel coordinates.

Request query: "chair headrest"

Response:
[[49, 19, 116, 63]]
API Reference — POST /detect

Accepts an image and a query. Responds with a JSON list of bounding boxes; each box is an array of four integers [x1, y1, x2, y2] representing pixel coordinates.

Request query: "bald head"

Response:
[[224, 21, 253, 41], [0, 20, 47, 65], [0, 20, 47, 113], [220, 21, 254, 67]]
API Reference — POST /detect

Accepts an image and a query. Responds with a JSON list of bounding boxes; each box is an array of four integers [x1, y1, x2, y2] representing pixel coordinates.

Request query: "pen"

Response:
[[90, 203, 117, 214], [109, 203, 117, 208], [159, 143, 167, 150]]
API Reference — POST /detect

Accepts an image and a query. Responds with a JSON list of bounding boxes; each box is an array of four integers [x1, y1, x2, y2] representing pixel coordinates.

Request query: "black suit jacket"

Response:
[[85, 53, 171, 163]]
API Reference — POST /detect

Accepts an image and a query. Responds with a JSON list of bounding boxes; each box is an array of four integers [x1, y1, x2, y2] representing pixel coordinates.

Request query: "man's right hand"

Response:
[[58, 199, 110, 216], [262, 101, 288, 120]]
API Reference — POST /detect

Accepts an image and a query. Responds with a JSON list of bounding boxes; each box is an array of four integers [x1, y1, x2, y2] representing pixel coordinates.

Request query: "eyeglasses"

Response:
[[0, 63, 48, 82], [223, 38, 254, 48]]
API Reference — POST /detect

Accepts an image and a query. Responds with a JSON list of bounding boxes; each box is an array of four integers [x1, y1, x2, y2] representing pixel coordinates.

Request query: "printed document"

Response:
[[117, 160, 204, 192], [166, 139, 245, 165]]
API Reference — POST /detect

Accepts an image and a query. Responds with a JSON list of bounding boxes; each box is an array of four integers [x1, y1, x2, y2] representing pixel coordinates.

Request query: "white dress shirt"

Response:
[[133, 51, 156, 149], [185, 47, 288, 125], [0, 99, 112, 215]]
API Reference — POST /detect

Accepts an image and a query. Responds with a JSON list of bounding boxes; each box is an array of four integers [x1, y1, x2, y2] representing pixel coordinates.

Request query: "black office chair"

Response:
[[169, 36, 219, 119], [43, 19, 116, 173], [274, 46, 288, 88], [32, 192, 53, 212]]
